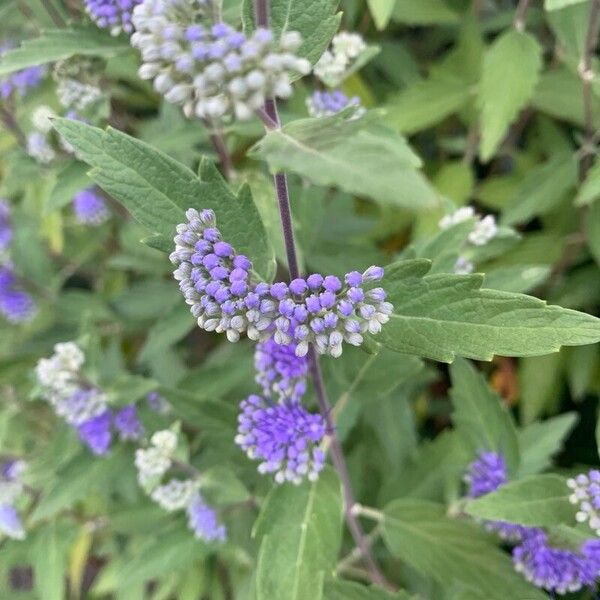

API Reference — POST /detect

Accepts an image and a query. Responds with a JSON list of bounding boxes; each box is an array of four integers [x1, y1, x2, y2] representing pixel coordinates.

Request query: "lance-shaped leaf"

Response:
[[253, 468, 343, 600], [52, 118, 275, 281], [0, 27, 129, 76], [250, 112, 438, 210], [381, 500, 547, 600], [478, 30, 542, 161], [241, 0, 341, 64], [465, 474, 576, 527], [324, 579, 414, 599], [377, 259, 600, 362]]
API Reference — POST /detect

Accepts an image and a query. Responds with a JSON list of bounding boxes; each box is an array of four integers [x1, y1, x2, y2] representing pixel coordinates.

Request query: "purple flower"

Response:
[[0, 44, 45, 99], [513, 529, 600, 595], [0, 504, 25, 540], [0, 200, 12, 253], [171, 208, 393, 357], [84, 0, 141, 34], [73, 188, 110, 226], [78, 410, 113, 455], [1, 460, 25, 482], [114, 405, 144, 440], [147, 391, 171, 414], [306, 89, 362, 118], [235, 394, 327, 485], [0, 266, 36, 324], [465, 451, 530, 541], [186, 493, 227, 542], [567, 470, 600, 534]]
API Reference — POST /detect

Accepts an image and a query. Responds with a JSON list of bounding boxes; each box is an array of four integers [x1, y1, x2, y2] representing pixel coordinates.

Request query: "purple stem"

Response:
[[253, 0, 392, 589]]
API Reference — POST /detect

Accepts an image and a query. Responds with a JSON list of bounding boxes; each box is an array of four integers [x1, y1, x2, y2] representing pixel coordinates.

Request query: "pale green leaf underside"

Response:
[[465, 474, 576, 526], [378, 260, 600, 362], [545, 0, 588, 9], [479, 30, 542, 161], [254, 468, 343, 600], [0, 27, 129, 77], [52, 118, 274, 281], [382, 500, 547, 600], [250, 112, 438, 210], [367, 0, 396, 30]]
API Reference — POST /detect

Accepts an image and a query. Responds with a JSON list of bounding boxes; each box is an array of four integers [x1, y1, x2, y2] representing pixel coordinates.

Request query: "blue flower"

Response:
[[73, 188, 110, 226], [186, 493, 227, 542], [0, 504, 25, 540]]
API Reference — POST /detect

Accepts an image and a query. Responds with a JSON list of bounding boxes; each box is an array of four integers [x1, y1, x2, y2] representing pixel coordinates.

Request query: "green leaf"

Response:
[[501, 153, 577, 226], [250, 112, 438, 210], [576, 156, 600, 205], [241, 0, 341, 64], [518, 413, 579, 477], [323, 579, 413, 599], [254, 468, 343, 600], [381, 500, 546, 600], [545, 0, 588, 9], [0, 27, 129, 76], [519, 353, 563, 424], [449, 358, 519, 473], [483, 265, 551, 294], [377, 260, 600, 362], [52, 118, 274, 280], [385, 74, 473, 135], [392, 0, 459, 24], [45, 162, 92, 213], [367, 0, 396, 30], [478, 30, 543, 161], [585, 198, 600, 267], [465, 474, 576, 526]]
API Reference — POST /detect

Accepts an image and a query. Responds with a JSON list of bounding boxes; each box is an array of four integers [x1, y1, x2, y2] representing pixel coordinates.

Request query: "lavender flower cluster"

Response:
[[466, 451, 600, 594], [134, 429, 226, 541], [0, 201, 36, 324], [568, 470, 600, 535], [171, 209, 392, 357], [73, 188, 110, 226], [85, 0, 141, 35], [35, 343, 143, 455], [0, 460, 27, 540], [131, 0, 310, 121], [0, 43, 45, 99], [306, 90, 362, 119]]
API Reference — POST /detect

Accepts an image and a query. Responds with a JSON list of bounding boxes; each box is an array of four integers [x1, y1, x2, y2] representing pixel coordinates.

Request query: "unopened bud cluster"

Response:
[[73, 188, 110, 226], [85, 0, 141, 35], [568, 471, 600, 535], [0, 460, 27, 540], [314, 32, 366, 86], [36, 342, 143, 455], [131, 0, 309, 121], [171, 209, 393, 357], [306, 90, 362, 118]]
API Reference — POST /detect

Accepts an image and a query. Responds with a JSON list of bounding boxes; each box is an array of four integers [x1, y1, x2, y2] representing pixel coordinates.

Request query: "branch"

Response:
[[202, 119, 235, 180], [513, 0, 531, 32]]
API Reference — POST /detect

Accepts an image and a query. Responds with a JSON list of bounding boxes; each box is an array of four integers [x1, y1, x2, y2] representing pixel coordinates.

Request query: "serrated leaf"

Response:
[[52, 118, 274, 280], [518, 413, 579, 477], [392, 0, 459, 24], [479, 30, 542, 161], [241, 0, 341, 64], [254, 468, 343, 600], [367, 0, 396, 30], [0, 27, 129, 76], [45, 162, 91, 213], [465, 474, 576, 526], [323, 579, 413, 599], [377, 261, 600, 362], [483, 265, 551, 294], [250, 112, 438, 210], [449, 358, 520, 473], [381, 500, 546, 600]]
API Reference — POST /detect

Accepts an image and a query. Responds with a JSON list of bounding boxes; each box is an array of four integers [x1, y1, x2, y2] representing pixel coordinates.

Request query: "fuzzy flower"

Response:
[[171, 208, 393, 357], [465, 451, 529, 541], [114, 405, 144, 440], [314, 32, 366, 87], [84, 0, 142, 35], [30, 105, 57, 134], [567, 470, 600, 535], [439, 207, 498, 247], [134, 429, 177, 485], [147, 391, 171, 414], [0, 200, 11, 255], [439, 206, 475, 229], [235, 394, 327, 484], [150, 478, 196, 512], [187, 493, 227, 542], [78, 410, 113, 455], [454, 256, 474, 275], [54, 388, 109, 427], [131, 1, 310, 121], [57, 78, 103, 111], [26, 131, 56, 165], [0, 504, 25, 540], [73, 188, 110, 226], [513, 529, 600, 595], [254, 332, 309, 401], [0, 44, 45, 99], [0, 266, 36, 324], [306, 90, 362, 118]]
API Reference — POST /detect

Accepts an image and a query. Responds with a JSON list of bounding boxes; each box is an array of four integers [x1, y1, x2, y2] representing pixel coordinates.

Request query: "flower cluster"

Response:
[[568, 470, 600, 535], [134, 429, 226, 542], [235, 394, 326, 485], [513, 530, 600, 595], [306, 90, 362, 118], [131, 0, 310, 121], [57, 79, 103, 111], [171, 208, 392, 357], [0, 460, 27, 540], [0, 44, 45, 99], [35, 342, 143, 455], [147, 390, 172, 414], [314, 32, 366, 86], [85, 0, 142, 35], [465, 451, 529, 541], [73, 188, 110, 226], [26, 131, 56, 165], [0, 201, 36, 324], [439, 206, 498, 274]]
